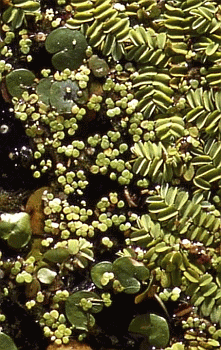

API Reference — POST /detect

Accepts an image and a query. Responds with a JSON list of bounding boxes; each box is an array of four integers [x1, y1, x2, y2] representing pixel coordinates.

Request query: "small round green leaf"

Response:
[[66, 305, 88, 331], [119, 275, 141, 294], [6, 69, 35, 97], [134, 264, 149, 281], [113, 257, 146, 294], [88, 55, 109, 78]]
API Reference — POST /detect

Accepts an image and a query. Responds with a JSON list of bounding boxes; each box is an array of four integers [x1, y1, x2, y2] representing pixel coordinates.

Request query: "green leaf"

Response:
[[65, 304, 89, 331], [201, 282, 217, 297], [43, 248, 70, 263], [91, 261, 113, 288], [183, 164, 195, 181], [205, 42, 219, 56], [184, 270, 199, 283], [65, 291, 103, 331], [88, 55, 109, 78], [199, 274, 213, 286], [201, 297, 215, 317], [2, 7, 17, 24], [113, 257, 135, 277], [0, 333, 18, 350], [49, 80, 88, 113], [6, 69, 35, 97], [210, 305, 221, 324], [134, 264, 149, 281], [170, 344, 185, 350], [45, 27, 78, 54], [14, 0, 40, 12], [7, 230, 30, 249], [113, 257, 149, 294], [37, 267, 57, 284], [128, 313, 170, 348], [67, 239, 80, 255], [36, 77, 52, 105], [45, 28, 87, 71], [0, 212, 32, 249]]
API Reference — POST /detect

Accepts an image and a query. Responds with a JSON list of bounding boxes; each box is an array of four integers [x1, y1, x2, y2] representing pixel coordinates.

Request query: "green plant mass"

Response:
[[2, 1, 221, 350]]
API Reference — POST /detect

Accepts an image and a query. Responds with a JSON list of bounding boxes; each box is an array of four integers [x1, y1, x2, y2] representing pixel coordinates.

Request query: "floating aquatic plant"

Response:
[[0, 212, 32, 249], [5, 69, 35, 98], [65, 290, 103, 332], [45, 27, 88, 71], [2, 0, 40, 30], [128, 313, 170, 348]]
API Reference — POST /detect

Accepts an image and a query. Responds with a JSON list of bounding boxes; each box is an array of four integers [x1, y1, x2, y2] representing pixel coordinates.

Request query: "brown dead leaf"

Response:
[[47, 340, 93, 350], [26, 187, 49, 235]]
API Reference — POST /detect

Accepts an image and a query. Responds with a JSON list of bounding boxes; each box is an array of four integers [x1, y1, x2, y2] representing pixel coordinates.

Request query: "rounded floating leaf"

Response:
[[36, 77, 53, 105], [65, 291, 103, 331], [51, 50, 78, 72], [133, 264, 149, 281], [113, 257, 135, 277], [119, 276, 141, 294], [45, 27, 77, 54], [113, 257, 143, 294], [50, 80, 77, 113], [49, 79, 87, 113], [0, 332, 18, 350], [37, 267, 57, 284], [45, 27, 87, 71], [6, 69, 35, 97], [91, 261, 113, 288], [67, 290, 103, 315], [88, 55, 109, 78], [66, 303, 88, 331], [128, 313, 170, 348], [0, 215, 15, 239], [7, 231, 30, 249], [43, 247, 70, 264]]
